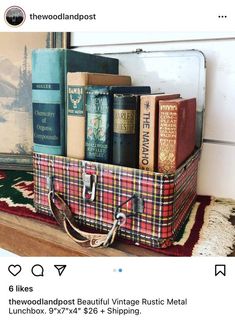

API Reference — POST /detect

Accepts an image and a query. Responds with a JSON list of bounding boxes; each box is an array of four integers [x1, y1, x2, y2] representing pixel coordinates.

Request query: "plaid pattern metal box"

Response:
[[33, 149, 200, 248]]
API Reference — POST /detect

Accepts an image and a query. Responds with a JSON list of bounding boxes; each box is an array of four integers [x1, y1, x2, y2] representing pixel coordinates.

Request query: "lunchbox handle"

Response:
[[48, 191, 125, 248]]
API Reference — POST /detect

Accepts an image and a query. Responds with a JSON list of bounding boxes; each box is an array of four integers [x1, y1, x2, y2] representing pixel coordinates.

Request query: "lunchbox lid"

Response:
[[101, 49, 206, 148]]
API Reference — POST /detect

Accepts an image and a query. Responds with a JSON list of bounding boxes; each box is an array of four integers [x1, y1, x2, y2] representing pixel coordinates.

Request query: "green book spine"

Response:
[[85, 86, 111, 162], [85, 85, 150, 163]]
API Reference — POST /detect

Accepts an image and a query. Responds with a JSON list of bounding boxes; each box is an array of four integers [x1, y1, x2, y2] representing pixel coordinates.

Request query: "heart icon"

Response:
[[8, 265, 22, 276]]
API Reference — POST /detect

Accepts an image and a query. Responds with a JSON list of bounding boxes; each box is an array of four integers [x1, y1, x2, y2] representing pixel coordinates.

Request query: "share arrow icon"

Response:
[[54, 265, 67, 276]]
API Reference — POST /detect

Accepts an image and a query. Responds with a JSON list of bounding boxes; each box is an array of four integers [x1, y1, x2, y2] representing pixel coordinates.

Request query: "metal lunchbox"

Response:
[[33, 49, 206, 249]]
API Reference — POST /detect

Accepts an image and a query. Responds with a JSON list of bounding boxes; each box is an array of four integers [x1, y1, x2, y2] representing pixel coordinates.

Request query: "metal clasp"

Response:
[[82, 173, 97, 202], [47, 176, 55, 199], [114, 194, 144, 219]]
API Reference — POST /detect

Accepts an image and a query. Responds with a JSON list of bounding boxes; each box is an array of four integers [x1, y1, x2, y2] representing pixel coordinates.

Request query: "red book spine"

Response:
[[158, 98, 196, 173]]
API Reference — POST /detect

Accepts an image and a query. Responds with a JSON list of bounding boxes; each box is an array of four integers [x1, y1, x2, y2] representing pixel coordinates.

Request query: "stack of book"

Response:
[[32, 48, 119, 156], [32, 49, 197, 174], [139, 94, 196, 173]]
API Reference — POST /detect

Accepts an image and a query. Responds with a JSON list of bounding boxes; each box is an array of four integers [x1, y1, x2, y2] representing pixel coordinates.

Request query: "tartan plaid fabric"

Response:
[[33, 149, 200, 248]]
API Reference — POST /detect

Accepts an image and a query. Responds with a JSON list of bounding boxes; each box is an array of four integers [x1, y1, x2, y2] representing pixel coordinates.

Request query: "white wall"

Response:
[[71, 34, 235, 199]]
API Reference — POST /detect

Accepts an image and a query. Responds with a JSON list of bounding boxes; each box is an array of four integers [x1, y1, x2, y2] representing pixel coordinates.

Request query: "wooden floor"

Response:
[[0, 211, 234, 257]]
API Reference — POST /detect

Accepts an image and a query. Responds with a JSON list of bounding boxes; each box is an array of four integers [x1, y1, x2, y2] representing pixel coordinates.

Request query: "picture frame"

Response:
[[0, 32, 70, 170]]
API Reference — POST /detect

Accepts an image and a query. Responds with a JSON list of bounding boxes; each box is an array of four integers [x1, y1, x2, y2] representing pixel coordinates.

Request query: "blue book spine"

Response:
[[32, 50, 65, 155], [32, 49, 119, 156]]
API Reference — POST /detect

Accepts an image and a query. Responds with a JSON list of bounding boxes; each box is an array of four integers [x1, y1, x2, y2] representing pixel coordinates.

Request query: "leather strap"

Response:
[[48, 191, 120, 248]]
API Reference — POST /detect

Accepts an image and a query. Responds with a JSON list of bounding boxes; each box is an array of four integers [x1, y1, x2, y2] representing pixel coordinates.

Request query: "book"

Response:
[[113, 94, 140, 168], [85, 86, 150, 163], [67, 72, 131, 159], [139, 93, 180, 171], [32, 49, 118, 155], [158, 98, 197, 173]]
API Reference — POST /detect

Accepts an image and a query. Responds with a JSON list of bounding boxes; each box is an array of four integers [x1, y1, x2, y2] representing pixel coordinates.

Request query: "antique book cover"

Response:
[[32, 49, 118, 155], [158, 98, 196, 173], [67, 72, 131, 159], [85, 86, 150, 163], [113, 94, 140, 168], [139, 93, 180, 171]]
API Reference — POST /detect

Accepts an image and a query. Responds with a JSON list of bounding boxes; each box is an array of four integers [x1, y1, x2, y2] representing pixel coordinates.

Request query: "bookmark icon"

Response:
[[54, 265, 67, 276], [215, 264, 226, 277]]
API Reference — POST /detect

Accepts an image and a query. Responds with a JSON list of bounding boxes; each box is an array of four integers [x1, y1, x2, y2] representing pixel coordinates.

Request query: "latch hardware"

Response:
[[82, 173, 97, 202]]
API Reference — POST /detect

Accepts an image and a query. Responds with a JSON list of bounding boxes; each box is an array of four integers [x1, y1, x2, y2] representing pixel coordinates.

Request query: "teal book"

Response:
[[32, 49, 118, 155], [85, 86, 151, 163]]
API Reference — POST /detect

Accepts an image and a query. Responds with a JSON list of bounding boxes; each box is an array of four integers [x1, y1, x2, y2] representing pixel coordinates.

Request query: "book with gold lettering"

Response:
[[113, 94, 140, 168], [85, 86, 150, 163], [158, 98, 196, 173], [67, 72, 131, 159], [139, 93, 180, 171]]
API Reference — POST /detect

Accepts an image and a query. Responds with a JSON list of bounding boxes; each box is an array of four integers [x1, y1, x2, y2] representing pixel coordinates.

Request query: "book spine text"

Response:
[[32, 50, 65, 155], [158, 104, 178, 173], [113, 95, 140, 168], [85, 88, 110, 162], [139, 96, 155, 171]]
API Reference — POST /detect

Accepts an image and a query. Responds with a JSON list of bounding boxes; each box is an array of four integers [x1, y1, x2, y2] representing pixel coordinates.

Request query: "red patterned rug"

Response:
[[0, 170, 234, 256], [0, 170, 55, 224]]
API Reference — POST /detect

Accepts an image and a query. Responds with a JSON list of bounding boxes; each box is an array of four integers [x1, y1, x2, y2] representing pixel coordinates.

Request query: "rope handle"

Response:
[[48, 191, 123, 248]]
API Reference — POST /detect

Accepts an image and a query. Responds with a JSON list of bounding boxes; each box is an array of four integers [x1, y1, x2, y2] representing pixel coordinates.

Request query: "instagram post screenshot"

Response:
[[0, 0, 234, 319]]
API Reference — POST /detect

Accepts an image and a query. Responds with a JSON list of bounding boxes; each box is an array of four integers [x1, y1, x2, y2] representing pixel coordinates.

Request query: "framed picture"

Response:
[[0, 32, 69, 170]]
